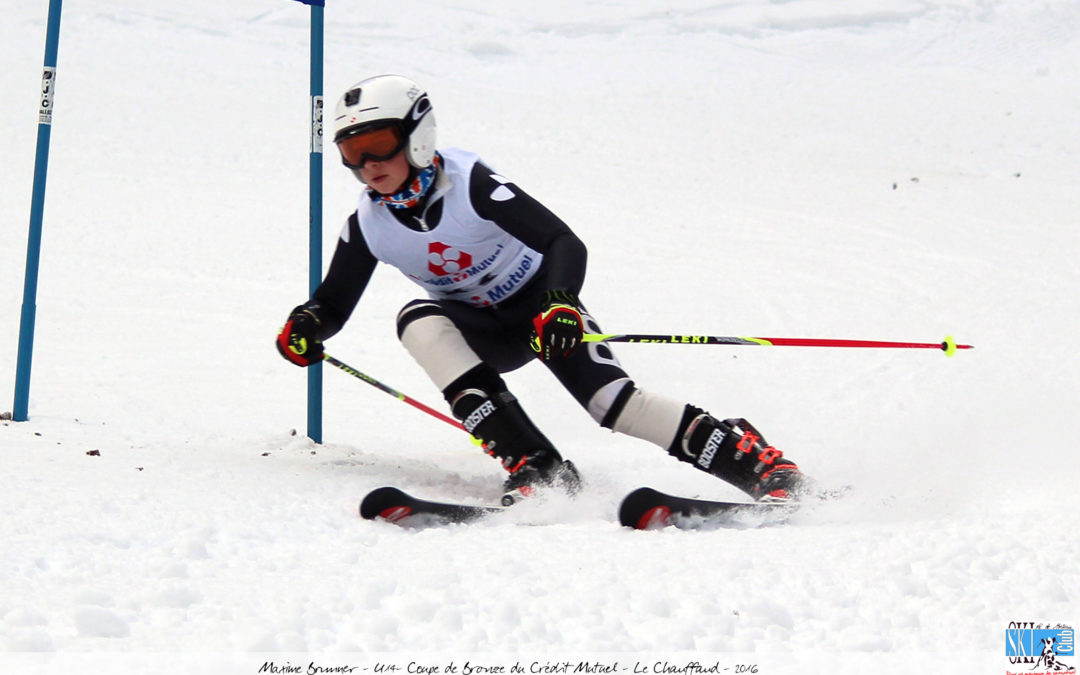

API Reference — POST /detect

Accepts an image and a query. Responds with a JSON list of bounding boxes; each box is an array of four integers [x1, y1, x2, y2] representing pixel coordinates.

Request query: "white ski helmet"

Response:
[[332, 74, 437, 169]]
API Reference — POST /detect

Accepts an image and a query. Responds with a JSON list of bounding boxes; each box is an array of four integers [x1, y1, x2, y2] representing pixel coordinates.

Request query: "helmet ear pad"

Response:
[[404, 104, 437, 168]]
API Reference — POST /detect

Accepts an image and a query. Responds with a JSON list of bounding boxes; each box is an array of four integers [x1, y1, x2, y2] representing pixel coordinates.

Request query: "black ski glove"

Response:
[[276, 304, 325, 367], [531, 290, 585, 361]]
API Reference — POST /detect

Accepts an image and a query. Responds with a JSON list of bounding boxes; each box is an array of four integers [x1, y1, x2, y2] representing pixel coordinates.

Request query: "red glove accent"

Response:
[[276, 307, 324, 367], [531, 291, 585, 361]]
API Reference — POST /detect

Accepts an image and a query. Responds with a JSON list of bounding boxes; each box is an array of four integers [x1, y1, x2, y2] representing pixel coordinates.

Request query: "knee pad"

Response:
[[397, 300, 482, 391]]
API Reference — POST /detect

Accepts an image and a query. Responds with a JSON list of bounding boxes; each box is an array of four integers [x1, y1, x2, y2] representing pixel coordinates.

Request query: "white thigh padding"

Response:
[[399, 314, 483, 391]]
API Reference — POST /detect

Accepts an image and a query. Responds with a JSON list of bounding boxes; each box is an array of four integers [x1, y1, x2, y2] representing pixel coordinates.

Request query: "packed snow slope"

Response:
[[2, 1, 1078, 672]]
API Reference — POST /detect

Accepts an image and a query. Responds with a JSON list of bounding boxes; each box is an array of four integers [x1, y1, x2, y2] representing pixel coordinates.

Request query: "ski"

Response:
[[618, 487, 797, 530], [359, 486, 505, 527], [361, 485, 804, 530]]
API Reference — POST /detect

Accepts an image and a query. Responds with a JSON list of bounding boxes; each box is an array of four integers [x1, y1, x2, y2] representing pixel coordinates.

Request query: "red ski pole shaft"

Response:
[[323, 354, 465, 430], [582, 333, 973, 356]]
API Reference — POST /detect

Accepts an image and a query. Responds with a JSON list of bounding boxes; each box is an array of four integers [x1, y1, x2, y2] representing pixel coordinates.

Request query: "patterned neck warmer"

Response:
[[370, 152, 442, 210]]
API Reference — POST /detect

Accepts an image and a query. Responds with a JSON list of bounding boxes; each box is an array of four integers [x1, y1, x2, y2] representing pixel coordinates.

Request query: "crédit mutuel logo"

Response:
[[1005, 621, 1075, 675]]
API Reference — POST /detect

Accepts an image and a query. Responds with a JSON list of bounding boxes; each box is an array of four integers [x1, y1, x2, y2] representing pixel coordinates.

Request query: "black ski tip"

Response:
[[359, 486, 411, 520], [619, 487, 671, 530], [619, 486, 799, 530], [360, 487, 504, 527]]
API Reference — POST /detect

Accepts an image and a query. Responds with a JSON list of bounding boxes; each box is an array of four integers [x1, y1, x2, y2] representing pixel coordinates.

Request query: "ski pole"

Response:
[[582, 333, 973, 356], [323, 353, 465, 431]]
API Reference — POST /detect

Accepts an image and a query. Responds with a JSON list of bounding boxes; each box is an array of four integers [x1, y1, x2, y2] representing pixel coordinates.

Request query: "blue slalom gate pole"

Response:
[[306, 2, 324, 443], [13, 0, 64, 422]]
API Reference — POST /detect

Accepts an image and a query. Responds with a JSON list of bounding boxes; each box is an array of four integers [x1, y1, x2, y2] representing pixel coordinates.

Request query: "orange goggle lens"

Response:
[[337, 126, 405, 168]]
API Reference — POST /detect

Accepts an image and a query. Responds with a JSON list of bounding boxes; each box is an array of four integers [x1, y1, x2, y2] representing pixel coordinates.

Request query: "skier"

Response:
[[276, 74, 808, 505]]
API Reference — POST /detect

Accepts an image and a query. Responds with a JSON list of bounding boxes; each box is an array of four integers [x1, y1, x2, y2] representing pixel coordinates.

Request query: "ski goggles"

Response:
[[337, 124, 406, 169]]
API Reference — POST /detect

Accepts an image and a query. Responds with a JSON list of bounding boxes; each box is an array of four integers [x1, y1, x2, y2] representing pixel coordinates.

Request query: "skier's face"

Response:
[[360, 150, 411, 195]]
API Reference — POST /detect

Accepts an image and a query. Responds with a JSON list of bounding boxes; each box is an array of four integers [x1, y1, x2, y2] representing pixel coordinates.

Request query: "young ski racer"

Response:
[[277, 74, 809, 505]]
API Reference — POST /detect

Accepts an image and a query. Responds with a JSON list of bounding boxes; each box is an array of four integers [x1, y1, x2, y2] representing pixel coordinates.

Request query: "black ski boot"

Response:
[[500, 453, 581, 507], [672, 411, 807, 502], [447, 367, 581, 506]]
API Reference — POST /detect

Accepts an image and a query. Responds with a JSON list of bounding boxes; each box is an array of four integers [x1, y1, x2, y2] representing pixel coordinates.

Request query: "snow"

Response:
[[2, 0, 1078, 672]]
